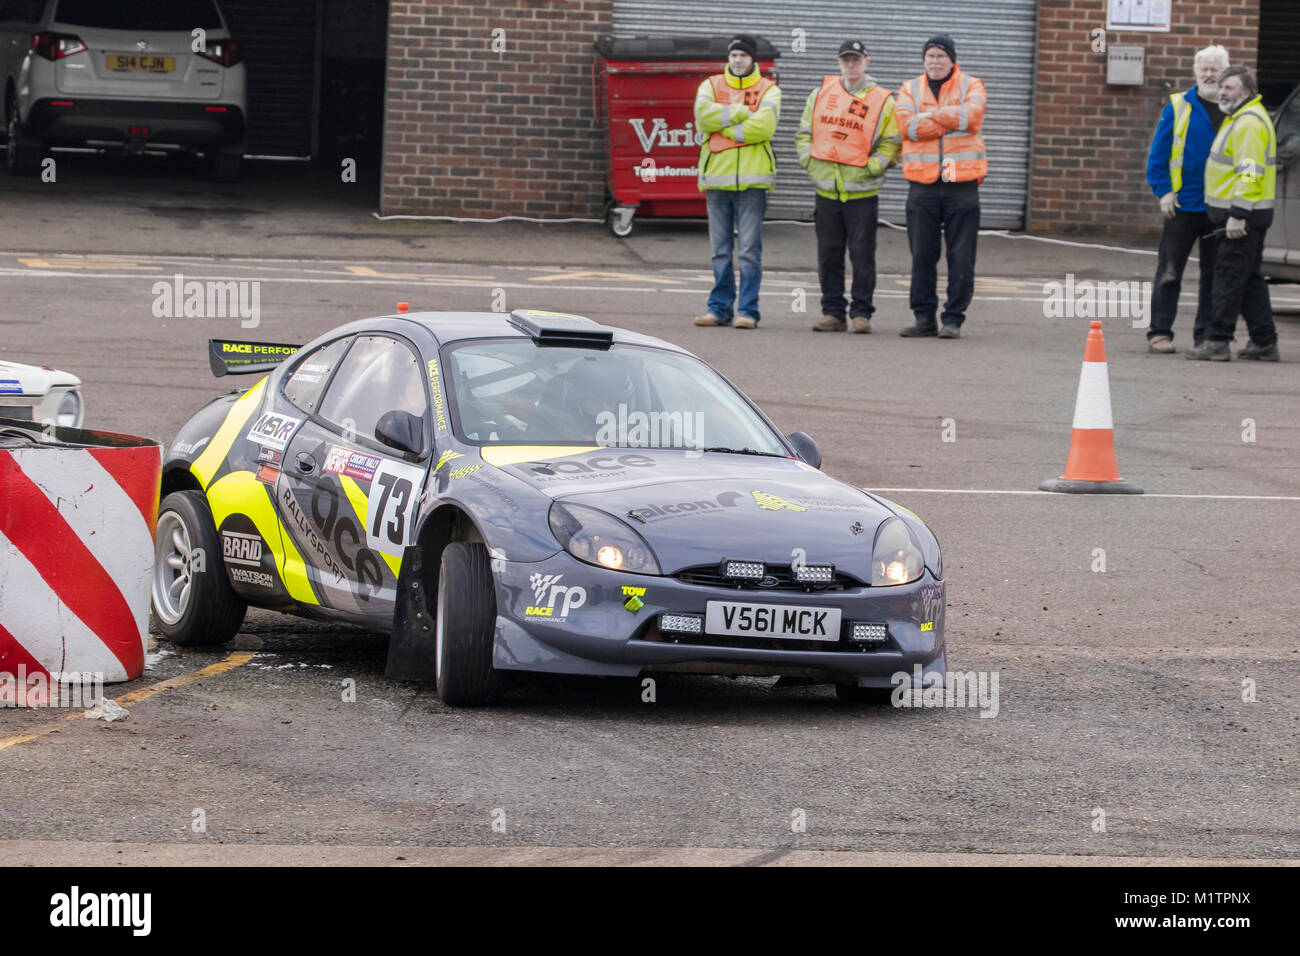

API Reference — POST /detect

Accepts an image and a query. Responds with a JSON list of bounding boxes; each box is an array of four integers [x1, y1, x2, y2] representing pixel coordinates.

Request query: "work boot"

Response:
[[899, 319, 938, 337], [1237, 340, 1280, 361], [1148, 335, 1175, 353], [694, 313, 725, 327], [851, 316, 872, 334], [734, 316, 758, 329], [812, 314, 847, 332], [937, 324, 961, 339], [1184, 340, 1231, 361]]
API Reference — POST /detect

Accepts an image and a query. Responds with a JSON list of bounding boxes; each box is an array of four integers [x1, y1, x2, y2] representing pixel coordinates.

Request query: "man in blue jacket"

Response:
[[1144, 45, 1229, 352]]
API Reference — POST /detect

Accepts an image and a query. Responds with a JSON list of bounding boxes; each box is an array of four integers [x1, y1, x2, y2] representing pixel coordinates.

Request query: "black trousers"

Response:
[[1148, 210, 1217, 344], [906, 179, 980, 327], [815, 193, 878, 320], [1208, 227, 1276, 346]]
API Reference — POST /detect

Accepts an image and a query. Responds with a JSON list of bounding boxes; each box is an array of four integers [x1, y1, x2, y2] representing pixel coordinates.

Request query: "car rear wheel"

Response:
[[152, 490, 246, 646], [5, 98, 41, 177], [435, 542, 502, 706], [209, 142, 243, 182]]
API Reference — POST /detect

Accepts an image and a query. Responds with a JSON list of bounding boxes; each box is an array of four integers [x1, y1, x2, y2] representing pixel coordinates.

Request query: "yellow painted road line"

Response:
[[0, 651, 253, 753], [346, 265, 494, 280], [19, 257, 160, 270]]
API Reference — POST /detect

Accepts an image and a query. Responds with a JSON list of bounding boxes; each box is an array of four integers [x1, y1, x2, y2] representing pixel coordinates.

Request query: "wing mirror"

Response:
[[375, 410, 425, 457], [785, 431, 822, 470]]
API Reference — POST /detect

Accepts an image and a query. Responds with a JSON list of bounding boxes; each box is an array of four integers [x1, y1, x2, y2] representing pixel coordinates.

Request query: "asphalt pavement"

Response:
[[0, 156, 1296, 864]]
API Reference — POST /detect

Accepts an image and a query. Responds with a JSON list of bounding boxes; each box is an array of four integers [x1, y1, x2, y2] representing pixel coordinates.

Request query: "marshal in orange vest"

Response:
[[895, 65, 987, 183], [707, 73, 776, 152], [809, 75, 890, 166]]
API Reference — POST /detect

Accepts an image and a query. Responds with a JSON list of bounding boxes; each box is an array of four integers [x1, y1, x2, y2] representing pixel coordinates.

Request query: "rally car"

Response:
[[0, 359, 85, 428], [153, 309, 946, 705]]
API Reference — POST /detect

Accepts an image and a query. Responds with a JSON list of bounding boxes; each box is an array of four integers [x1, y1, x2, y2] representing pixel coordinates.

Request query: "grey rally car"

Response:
[[153, 309, 946, 705]]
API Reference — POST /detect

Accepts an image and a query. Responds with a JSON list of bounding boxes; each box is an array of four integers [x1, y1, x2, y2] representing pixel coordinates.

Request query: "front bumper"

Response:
[[492, 552, 947, 688], [26, 97, 246, 147]]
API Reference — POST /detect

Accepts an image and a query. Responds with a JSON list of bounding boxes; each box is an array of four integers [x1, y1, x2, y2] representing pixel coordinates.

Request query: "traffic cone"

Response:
[[1040, 321, 1143, 494]]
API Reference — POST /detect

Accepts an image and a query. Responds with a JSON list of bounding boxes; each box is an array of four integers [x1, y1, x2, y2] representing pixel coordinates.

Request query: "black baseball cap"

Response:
[[838, 40, 867, 57]]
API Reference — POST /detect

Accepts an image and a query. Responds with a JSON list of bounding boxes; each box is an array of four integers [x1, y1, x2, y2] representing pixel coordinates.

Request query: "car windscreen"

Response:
[[55, 0, 223, 31], [442, 340, 787, 454]]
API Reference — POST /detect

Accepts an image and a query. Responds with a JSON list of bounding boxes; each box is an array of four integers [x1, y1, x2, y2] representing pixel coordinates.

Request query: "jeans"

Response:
[[816, 193, 879, 320], [1208, 226, 1276, 346], [1148, 210, 1217, 344], [706, 188, 766, 323], [905, 179, 980, 327]]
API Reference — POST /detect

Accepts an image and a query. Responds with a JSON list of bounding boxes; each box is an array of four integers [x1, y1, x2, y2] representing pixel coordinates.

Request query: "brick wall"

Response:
[[1030, 0, 1260, 236], [382, 0, 613, 218]]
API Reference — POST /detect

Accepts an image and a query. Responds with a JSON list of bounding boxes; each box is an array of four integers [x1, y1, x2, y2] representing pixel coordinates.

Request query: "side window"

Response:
[[283, 337, 350, 414], [1276, 90, 1300, 163], [317, 335, 428, 445]]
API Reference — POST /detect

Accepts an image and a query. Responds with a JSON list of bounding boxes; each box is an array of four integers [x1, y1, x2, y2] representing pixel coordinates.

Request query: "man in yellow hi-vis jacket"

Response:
[[692, 34, 782, 330], [1186, 67, 1280, 362]]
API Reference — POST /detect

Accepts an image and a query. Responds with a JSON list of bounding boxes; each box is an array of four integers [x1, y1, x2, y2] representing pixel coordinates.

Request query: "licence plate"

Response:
[[705, 601, 841, 640], [106, 55, 175, 72]]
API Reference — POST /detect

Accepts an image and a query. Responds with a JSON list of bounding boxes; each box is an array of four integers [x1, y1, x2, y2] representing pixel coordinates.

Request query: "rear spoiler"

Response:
[[209, 339, 302, 377]]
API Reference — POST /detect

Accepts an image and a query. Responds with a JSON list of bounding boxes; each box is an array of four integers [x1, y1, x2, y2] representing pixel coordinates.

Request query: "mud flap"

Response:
[[384, 546, 438, 681]]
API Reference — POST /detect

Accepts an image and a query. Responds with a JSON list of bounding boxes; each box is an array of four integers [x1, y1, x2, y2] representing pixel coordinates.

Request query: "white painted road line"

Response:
[[868, 487, 1300, 501]]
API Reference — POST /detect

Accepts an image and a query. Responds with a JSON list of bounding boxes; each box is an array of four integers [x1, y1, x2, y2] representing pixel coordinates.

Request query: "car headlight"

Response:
[[56, 390, 82, 428], [871, 517, 924, 586], [548, 502, 661, 575]]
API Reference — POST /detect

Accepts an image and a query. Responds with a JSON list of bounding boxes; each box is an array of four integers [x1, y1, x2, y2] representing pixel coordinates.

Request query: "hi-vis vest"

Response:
[[897, 66, 987, 183], [707, 73, 776, 152], [1204, 95, 1277, 220], [809, 76, 889, 167], [1168, 92, 1193, 195]]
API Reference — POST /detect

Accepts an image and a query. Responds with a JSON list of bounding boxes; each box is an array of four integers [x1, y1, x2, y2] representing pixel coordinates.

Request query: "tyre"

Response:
[[6, 97, 41, 177], [834, 683, 897, 705], [606, 205, 634, 238], [435, 542, 502, 706], [152, 490, 246, 646], [209, 142, 243, 182]]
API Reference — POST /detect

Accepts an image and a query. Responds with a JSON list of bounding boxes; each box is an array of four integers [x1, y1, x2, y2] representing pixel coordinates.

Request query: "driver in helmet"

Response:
[[560, 356, 636, 443]]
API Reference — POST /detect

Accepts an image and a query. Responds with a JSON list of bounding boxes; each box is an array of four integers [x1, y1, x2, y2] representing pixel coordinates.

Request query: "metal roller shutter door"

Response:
[[220, 0, 319, 157], [611, 0, 1037, 228]]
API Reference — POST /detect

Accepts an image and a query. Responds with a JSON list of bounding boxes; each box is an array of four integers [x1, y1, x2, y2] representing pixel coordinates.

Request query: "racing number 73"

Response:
[[372, 472, 413, 546]]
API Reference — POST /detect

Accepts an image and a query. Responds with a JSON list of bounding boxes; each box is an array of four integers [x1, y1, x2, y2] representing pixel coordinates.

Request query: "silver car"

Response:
[[1, 0, 247, 179], [1263, 85, 1300, 281]]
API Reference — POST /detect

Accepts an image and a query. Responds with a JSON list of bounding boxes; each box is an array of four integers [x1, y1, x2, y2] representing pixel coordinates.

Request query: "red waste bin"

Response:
[[593, 35, 779, 237]]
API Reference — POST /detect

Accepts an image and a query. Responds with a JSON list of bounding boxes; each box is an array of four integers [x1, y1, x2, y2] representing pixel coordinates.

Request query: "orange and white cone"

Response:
[[1040, 321, 1143, 494]]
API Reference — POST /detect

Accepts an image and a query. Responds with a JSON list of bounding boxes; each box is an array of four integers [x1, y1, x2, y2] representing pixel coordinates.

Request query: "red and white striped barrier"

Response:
[[0, 424, 161, 687]]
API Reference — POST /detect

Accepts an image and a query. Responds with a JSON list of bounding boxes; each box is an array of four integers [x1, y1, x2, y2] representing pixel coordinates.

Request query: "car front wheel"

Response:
[[152, 490, 246, 645], [435, 542, 502, 706]]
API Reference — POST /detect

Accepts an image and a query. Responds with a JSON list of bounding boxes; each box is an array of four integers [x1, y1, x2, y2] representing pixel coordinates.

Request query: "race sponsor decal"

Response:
[[526, 573, 586, 622], [221, 530, 263, 568], [751, 491, 807, 513], [245, 410, 302, 452], [627, 491, 744, 524], [0, 379, 22, 394], [323, 445, 381, 483], [230, 566, 275, 589], [170, 436, 211, 457], [433, 449, 463, 473], [449, 464, 481, 480], [427, 359, 447, 433], [257, 446, 282, 464], [279, 481, 347, 584], [365, 458, 424, 558], [256, 463, 279, 484]]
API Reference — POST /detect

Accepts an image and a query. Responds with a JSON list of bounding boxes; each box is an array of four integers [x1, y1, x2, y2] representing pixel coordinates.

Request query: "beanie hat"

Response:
[[923, 34, 957, 62]]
